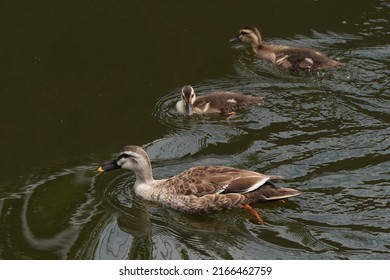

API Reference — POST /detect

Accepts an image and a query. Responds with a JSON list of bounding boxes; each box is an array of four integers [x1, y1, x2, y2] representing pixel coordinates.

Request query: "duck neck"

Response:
[[134, 161, 154, 185], [253, 30, 264, 50], [252, 43, 263, 53]]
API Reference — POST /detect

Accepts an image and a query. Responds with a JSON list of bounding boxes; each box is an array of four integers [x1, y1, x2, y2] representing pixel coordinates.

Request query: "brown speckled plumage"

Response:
[[176, 85, 262, 115], [98, 145, 301, 219], [230, 25, 343, 71]]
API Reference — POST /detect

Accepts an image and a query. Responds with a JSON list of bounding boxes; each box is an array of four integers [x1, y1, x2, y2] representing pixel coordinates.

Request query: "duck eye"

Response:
[[117, 153, 132, 160]]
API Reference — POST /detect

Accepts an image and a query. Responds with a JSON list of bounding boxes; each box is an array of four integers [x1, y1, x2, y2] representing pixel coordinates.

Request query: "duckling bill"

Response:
[[231, 25, 343, 72], [98, 145, 301, 224], [176, 85, 262, 116]]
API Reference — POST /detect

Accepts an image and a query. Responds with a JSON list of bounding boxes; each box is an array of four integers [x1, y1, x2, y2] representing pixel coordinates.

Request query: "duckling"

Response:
[[176, 85, 262, 116], [98, 145, 301, 224], [230, 25, 343, 71]]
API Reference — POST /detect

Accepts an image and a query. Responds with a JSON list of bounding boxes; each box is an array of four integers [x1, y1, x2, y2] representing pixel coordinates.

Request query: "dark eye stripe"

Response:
[[117, 153, 133, 160]]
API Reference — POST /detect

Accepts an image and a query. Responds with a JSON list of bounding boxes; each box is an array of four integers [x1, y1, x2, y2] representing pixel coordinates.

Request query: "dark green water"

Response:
[[0, 0, 389, 259]]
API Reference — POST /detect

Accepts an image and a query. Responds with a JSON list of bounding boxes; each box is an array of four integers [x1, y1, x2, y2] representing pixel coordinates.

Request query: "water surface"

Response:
[[0, 0, 389, 259]]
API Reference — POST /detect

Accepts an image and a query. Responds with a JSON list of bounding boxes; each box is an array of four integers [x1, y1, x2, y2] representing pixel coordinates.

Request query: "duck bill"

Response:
[[185, 102, 193, 115], [229, 35, 240, 42], [98, 160, 121, 173]]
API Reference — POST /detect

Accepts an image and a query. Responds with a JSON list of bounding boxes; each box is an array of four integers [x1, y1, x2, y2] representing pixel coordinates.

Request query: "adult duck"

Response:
[[98, 145, 301, 224]]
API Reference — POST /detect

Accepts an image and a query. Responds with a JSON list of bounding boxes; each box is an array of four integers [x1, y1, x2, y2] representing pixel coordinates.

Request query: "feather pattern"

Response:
[[98, 145, 301, 215], [231, 25, 343, 71], [176, 85, 262, 115]]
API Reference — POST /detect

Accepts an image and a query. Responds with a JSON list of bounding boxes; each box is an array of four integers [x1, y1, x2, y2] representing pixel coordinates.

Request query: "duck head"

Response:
[[98, 145, 142, 173], [98, 145, 153, 182], [230, 25, 263, 46], [179, 85, 196, 115]]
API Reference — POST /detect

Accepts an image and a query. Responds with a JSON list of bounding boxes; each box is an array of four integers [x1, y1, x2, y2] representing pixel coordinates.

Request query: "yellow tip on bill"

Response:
[[98, 166, 104, 173]]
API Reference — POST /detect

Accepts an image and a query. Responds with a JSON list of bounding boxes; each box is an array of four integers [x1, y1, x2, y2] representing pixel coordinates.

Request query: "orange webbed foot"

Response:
[[276, 199, 286, 204], [242, 204, 265, 225]]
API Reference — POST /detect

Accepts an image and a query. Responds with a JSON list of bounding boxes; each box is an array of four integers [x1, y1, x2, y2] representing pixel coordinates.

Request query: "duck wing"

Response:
[[166, 166, 279, 196], [275, 48, 338, 70], [194, 92, 261, 114], [193, 93, 236, 114]]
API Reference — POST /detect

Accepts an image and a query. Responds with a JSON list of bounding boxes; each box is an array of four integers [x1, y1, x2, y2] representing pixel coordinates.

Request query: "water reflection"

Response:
[[0, 0, 389, 260], [0, 166, 99, 259]]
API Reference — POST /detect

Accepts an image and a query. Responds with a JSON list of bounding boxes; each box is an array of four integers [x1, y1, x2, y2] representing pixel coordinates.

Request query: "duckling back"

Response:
[[193, 92, 262, 114]]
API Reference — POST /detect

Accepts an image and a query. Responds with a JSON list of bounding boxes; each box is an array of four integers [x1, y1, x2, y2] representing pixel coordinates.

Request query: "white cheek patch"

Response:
[[119, 157, 137, 170], [117, 158, 126, 167], [176, 100, 185, 114]]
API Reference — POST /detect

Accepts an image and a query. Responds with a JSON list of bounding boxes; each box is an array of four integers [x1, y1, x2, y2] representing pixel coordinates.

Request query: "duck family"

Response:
[[98, 25, 344, 224]]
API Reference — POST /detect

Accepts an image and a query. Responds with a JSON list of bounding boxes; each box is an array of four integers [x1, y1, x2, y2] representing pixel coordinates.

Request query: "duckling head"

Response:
[[178, 85, 196, 115], [230, 25, 263, 46]]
